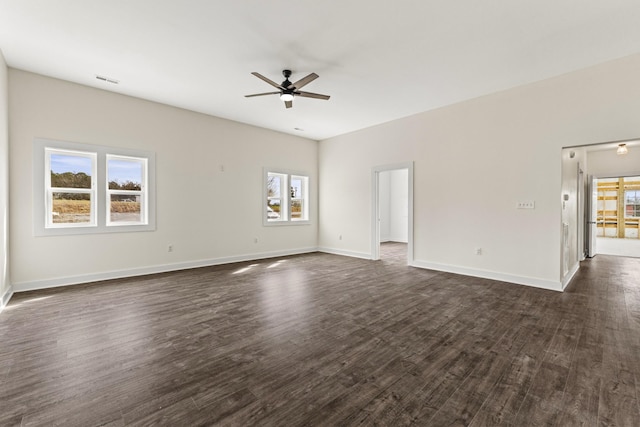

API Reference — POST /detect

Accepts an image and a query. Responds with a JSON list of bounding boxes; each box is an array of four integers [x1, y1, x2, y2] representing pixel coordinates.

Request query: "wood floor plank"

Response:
[[555, 327, 603, 427], [1, 244, 639, 425], [469, 348, 543, 425], [424, 350, 511, 426]]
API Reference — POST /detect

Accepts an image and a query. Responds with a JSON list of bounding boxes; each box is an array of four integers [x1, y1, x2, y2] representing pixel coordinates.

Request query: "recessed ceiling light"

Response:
[[95, 75, 119, 84]]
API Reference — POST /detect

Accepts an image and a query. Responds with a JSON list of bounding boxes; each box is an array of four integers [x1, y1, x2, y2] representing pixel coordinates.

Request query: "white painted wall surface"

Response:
[[389, 169, 409, 243], [0, 50, 10, 307], [587, 148, 640, 178], [319, 54, 640, 290], [379, 171, 391, 241], [9, 70, 318, 289], [378, 169, 408, 243]]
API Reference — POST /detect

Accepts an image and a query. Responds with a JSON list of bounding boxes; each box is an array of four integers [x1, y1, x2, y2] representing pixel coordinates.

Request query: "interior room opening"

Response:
[[593, 175, 640, 257], [372, 164, 413, 264], [562, 139, 640, 270]]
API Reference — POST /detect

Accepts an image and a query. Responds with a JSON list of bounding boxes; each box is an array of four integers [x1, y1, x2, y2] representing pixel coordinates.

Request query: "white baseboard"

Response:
[[0, 285, 14, 313], [410, 260, 563, 292], [10, 248, 567, 295], [318, 247, 372, 260], [562, 261, 580, 290], [12, 247, 319, 293], [386, 237, 408, 243]]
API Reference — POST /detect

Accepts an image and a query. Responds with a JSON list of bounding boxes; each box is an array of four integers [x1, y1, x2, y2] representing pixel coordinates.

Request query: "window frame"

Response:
[[290, 174, 309, 222], [625, 189, 640, 218], [45, 148, 98, 228], [34, 138, 156, 236], [106, 154, 148, 227], [263, 168, 310, 226], [266, 172, 288, 223]]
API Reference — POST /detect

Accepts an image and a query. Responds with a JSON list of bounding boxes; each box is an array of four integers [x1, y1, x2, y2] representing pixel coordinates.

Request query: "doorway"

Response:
[[371, 162, 414, 264], [590, 175, 640, 258], [562, 139, 640, 265]]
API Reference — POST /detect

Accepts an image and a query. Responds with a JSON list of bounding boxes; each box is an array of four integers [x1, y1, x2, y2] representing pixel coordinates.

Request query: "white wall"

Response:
[[389, 169, 409, 243], [379, 169, 408, 243], [9, 70, 318, 290], [379, 171, 391, 241], [587, 147, 640, 178], [0, 50, 10, 309], [319, 53, 640, 291]]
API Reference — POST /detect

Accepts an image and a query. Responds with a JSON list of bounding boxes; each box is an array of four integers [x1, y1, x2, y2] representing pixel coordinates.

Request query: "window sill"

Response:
[[263, 220, 312, 227]]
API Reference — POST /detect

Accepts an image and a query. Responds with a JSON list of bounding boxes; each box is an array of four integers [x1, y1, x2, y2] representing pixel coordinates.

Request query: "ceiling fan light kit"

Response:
[[245, 69, 330, 109], [280, 92, 294, 102]]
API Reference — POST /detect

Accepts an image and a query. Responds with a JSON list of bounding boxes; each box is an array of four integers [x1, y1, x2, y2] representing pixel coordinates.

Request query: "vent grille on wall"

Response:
[[95, 75, 119, 84]]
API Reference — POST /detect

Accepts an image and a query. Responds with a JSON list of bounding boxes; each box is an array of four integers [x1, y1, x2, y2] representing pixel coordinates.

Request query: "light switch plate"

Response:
[[517, 201, 535, 209]]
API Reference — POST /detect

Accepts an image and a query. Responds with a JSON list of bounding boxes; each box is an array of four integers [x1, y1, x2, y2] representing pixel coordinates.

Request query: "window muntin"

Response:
[[45, 149, 97, 227], [107, 155, 147, 225], [264, 170, 310, 225]]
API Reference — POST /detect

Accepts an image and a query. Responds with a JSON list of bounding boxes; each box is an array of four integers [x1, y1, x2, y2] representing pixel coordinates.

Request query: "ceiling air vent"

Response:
[[95, 75, 119, 84]]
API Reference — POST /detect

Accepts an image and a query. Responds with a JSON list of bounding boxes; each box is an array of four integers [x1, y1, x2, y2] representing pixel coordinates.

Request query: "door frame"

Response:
[[371, 162, 414, 263], [587, 174, 598, 258]]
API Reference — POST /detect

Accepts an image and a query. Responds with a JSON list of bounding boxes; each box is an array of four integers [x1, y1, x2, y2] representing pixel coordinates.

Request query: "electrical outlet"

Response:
[[168, 244, 173, 252], [517, 201, 535, 209], [475, 248, 482, 255]]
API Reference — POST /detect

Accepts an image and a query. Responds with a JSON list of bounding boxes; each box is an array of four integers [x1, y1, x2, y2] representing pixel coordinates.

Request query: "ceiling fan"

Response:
[[245, 69, 330, 109]]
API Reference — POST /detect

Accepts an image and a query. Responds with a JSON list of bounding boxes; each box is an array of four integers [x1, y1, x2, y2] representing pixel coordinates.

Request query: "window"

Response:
[[626, 190, 640, 217], [107, 155, 147, 225], [290, 175, 308, 221], [264, 170, 309, 225], [267, 172, 288, 222], [46, 149, 97, 227], [34, 139, 155, 236]]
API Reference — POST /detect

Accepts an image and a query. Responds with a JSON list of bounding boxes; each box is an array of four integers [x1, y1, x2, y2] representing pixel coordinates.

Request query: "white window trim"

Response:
[[263, 168, 311, 226], [34, 138, 156, 236], [106, 154, 148, 227], [266, 171, 289, 223], [44, 148, 98, 228], [290, 174, 309, 223]]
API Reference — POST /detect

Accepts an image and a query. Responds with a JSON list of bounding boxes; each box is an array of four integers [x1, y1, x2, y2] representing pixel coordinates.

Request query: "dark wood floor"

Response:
[[1, 243, 639, 426]]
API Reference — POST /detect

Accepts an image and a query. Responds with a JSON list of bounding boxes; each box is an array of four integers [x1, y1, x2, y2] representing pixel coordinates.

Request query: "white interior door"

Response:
[[587, 175, 598, 257]]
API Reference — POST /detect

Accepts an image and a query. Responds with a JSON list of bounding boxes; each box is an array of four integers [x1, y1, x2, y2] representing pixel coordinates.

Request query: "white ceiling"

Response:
[[2, 1, 640, 141]]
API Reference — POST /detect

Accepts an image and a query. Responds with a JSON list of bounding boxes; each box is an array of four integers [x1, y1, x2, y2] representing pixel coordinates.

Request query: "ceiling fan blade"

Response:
[[285, 100, 293, 109], [295, 91, 330, 100], [245, 91, 280, 98], [289, 73, 319, 90], [251, 72, 285, 89]]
